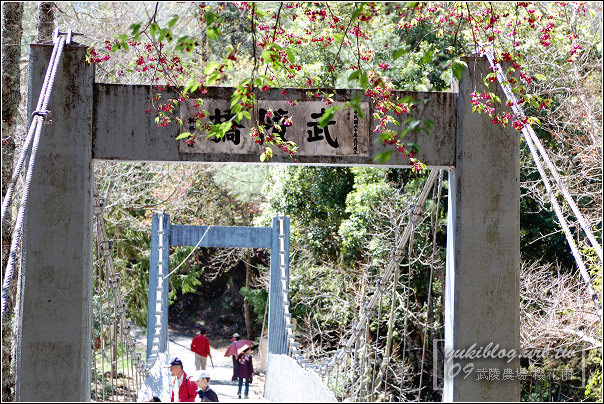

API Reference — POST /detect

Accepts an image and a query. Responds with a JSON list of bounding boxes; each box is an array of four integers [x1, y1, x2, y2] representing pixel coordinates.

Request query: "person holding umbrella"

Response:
[[224, 333, 252, 380], [234, 346, 254, 399]]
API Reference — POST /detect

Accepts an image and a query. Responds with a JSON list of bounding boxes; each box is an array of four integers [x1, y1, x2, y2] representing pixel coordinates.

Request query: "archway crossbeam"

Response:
[[146, 214, 289, 367]]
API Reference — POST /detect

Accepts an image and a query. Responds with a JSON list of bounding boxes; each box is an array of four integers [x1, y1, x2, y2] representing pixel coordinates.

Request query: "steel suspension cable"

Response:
[[482, 50, 602, 262], [279, 171, 440, 401], [1, 36, 67, 319], [93, 181, 148, 385], [278, 170, 440, 401], [481, 50, 602, 320], [1, 34, 63, 222], [329, 170, 440, 369]]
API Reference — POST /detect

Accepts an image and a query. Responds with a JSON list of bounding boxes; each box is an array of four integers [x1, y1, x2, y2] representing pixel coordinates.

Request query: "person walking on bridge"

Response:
[[191, 328, 212, 371], [166, 357, 198, 402], [234, 347, 254, 399], [193, 370, 219, 402]]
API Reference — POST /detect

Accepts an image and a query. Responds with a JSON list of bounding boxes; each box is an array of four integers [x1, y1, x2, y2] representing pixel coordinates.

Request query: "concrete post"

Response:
[[146, 213, 171, 364], [444, 55, 520, 401], [268, 216, 289, 355], [16, 44, 94, 401]]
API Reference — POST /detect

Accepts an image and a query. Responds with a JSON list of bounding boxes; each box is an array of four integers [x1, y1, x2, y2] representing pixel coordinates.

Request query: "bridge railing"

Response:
[[269, 170, 441, 401]]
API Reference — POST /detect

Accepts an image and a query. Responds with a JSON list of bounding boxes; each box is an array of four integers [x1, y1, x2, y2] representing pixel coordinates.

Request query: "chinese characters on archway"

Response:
[[179, 99, 369, 156]]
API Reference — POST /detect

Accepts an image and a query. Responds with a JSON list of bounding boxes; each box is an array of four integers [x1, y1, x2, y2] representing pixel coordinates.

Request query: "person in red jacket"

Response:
[[166, 357, 198, 402], [190, 328, 212, 371]]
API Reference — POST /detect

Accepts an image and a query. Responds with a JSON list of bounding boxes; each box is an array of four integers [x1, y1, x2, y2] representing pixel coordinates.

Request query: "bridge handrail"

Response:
[[280, 170, 441, 379], [93, 182, 149, 379]]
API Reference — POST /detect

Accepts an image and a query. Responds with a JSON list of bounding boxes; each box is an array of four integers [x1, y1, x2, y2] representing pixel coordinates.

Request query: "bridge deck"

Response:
[[138, 328, 269, 402]]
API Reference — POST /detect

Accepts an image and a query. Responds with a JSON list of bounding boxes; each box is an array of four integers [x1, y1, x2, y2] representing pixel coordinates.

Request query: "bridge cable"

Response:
[[418, 169, 444, 401], [482, 49, 602, 320], [370, 274, 384, 398], [333, 170, 439, 368], [1, 34, 67, 319], [280, 170, 439, 400], [481, 50, 602, 262], [93, 181, 149, 383], [1, 34, 62, 222], [307, 170, 440, 402], [162, 225, 212, 282]]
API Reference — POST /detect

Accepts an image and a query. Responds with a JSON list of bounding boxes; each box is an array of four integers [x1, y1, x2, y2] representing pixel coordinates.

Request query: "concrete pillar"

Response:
[[16, 43, 94, 401], [444, 55, 520, 401], [146, 213, 171, 364], [268, 216, 289, 355]]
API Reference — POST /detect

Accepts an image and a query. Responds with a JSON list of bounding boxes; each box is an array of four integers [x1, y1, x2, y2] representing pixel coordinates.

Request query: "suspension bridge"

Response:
[[2, 31, 601, 402]]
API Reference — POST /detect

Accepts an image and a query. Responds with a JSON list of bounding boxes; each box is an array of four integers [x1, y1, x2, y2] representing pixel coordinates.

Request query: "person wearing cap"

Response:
[[193, 370, 219, 402], [166, 357, 198, 402], [190, 328, 212, 371]]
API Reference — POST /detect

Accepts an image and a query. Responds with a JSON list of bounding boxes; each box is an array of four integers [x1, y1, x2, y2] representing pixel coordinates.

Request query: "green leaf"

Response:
[[176, 132, 192, 140], [130, 23, 141, 38], [451, 60, 467, 80], [407, 142, 421, 153], [207, 26, 220, 40], [534, 74, 546, 81], [243, 111, 251, 120], [374, 150, 393, 163], [420, 47, 434, 64], [393, 48, 407, 60], [348, 70, 361, 81], [261, 50, 274, 64], [286, 49, 295, 63], [230, 95, 241, 108], [399, 95, 416, 104], [183, 79, 199, 94], [352, 3, 366, 20], [360, 72, 369, 88], [168, 15, 178, 28], [158, 29, 167, 43], [204, 62, 217, 75], [150, 22, 159, 38], [318, 107, 337, 128], [205, 12, 216, 25]]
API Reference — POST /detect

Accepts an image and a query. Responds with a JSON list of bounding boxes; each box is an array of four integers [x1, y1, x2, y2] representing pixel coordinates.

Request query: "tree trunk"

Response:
[[1, 3, 24, 401], [37, 2, 55, 42], [244, 251, 254, 339]]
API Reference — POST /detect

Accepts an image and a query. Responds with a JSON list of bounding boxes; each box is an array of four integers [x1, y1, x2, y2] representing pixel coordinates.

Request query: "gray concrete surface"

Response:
[[443, 55, 520, 401], [16, 43, 95, 402]]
